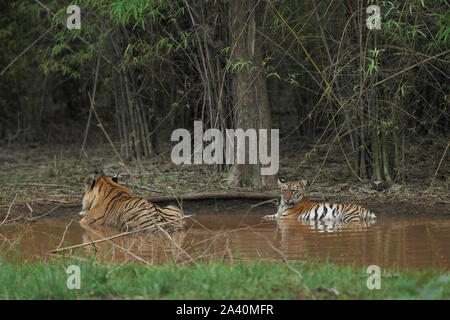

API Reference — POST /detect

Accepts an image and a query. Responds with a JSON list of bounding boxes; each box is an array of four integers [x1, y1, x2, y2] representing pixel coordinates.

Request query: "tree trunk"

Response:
[[226, 0, 276, 189]]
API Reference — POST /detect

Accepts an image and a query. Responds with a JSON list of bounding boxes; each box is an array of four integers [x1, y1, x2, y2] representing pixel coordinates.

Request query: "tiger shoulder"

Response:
[[79, 175, 185, 233]]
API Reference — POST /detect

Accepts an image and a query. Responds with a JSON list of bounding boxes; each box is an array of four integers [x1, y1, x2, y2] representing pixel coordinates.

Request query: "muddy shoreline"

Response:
[[1, 143, 448, 220]]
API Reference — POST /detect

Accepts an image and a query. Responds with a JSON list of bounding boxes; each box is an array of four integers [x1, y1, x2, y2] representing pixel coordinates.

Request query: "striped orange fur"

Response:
[[263, 179, 376, 223], [79, 175, 185, 232]]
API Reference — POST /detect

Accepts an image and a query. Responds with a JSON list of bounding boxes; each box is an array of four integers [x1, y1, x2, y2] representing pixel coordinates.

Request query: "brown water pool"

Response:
[[0, 207, 449, 270]]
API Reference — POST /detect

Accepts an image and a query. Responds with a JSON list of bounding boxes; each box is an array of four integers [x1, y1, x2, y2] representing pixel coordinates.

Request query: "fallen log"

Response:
[[147, 191, 279, 202], [51, 190, 280, 209]]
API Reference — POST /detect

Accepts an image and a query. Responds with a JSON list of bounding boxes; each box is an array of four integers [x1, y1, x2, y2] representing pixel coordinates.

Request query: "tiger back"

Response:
[[79, 175, 185, 232], [263, 179, 376, 223]]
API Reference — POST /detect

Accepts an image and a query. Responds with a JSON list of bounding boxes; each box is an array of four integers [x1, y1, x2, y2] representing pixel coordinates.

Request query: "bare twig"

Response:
[[0, 215, 24, 226], [88, 91, 129, 171], [56, 218, 76, 249], [123, 183, 163, 194], [157, 225, 197, 265], [79, 53, 101, 162], [373, 50, 450, 88], [5, 182, 71, 188], [426, 141, 449, 198], [26, 203, 63, 221], [82, 224, 154, 266], [0, 194, 17, 227], [251, 229, 302, 279], [48, 215, 192, 254], [0, 25, 56, 76]]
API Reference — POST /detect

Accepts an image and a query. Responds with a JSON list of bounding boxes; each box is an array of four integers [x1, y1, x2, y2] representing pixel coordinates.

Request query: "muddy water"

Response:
[[0, 208, 449, 270]]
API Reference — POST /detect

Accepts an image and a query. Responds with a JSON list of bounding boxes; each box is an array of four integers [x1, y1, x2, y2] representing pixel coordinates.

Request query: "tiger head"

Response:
[[79, 174, 130, 218], [276, 178, 307, 217]]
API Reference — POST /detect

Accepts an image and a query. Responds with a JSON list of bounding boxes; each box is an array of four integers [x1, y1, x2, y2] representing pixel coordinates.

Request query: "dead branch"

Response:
[[426, 141, 449, 198], [48, 214, 192, 254], [157, 225, 197, 265], [251, 229, 303, 279], [0, 194, 17, 227]]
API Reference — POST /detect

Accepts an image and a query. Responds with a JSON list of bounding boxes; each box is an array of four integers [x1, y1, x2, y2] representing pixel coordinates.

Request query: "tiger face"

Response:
[[79, 175, 129, 218], [277, 179, 307, 217]]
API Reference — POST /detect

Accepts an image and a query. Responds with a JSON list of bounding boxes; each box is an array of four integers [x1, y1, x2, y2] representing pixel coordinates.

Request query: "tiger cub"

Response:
[[79, 175, 185, 232], [263, 179, 376, 223]]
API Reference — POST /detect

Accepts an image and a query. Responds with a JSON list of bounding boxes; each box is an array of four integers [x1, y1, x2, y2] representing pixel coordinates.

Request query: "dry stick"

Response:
[[0, 194, 17, 226], [294, 49, 450, 171], [235, 198, 278, 230], [81, 225, 154, 266], [270, 3, 449, 165], [0, 215, 24, 226], [6, 183, 71, 188], [27, 203, 63, 221], [48, 215, 191, 254], [426, 141, 449, 198], [56, 218, 76, 249], [123, 183, 163, 194], [188, 216, 211, 232], [251, 229, 302, 279], [167, 187, 185, 218], [79, 53, 101, 162], [32, 198, 73, 204], [0, 25, 56, 76], [157, 225, 197, 265], [310, 125, 346, 187], [373, 50, 450, 88], [88, 92, 128, 171]]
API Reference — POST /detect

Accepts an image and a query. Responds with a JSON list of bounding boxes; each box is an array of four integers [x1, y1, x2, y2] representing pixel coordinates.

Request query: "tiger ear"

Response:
[[112, 175, 118, 183], [277, 178, 285, 187], [93, 168, 105, 177], [299, 179, 307, 188], [84, 175, 96, 190]]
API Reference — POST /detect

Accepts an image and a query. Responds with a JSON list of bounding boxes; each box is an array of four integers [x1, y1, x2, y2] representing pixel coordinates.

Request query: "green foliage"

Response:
[[0, 0, 447, 182], [226, 58, 257, 72], [0, 255, 448, 299]]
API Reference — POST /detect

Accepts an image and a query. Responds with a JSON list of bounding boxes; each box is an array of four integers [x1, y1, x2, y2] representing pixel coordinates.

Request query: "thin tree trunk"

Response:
[[227, 0, 275, 189]]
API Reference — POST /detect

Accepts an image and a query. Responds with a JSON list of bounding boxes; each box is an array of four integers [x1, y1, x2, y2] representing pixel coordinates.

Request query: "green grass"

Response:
[[0, 256, 448, 299]]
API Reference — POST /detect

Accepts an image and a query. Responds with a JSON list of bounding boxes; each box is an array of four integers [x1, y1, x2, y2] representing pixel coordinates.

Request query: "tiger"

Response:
[[79, 175, 185, 233], [263, 179, 377, 223]]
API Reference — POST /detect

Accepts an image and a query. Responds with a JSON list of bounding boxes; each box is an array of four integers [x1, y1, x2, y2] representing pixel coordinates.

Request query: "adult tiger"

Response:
[[79, 175, 185, 232], [263, 179, 376, 223]]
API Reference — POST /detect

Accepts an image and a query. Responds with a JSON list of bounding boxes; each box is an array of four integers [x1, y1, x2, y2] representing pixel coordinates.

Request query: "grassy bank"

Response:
[[0, 256, 448, 299]]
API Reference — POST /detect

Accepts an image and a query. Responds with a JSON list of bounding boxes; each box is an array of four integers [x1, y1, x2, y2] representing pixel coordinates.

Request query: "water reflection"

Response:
[[80, 224, 188, 265], [0, 211, 449, 270], [295, 219, 376, 233]]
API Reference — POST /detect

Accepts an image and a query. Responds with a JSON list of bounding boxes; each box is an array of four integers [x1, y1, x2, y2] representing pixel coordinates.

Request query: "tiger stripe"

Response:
[[263, 179, 376, 223], [79, 176, 185, 233]]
